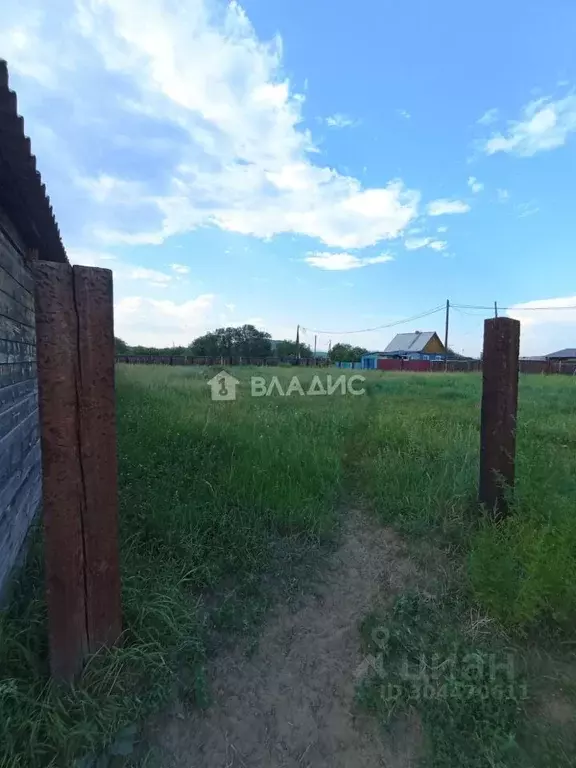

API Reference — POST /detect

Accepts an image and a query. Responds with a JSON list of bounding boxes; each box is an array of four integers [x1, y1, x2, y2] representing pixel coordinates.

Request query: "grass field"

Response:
[[1, 365, 575, 766]]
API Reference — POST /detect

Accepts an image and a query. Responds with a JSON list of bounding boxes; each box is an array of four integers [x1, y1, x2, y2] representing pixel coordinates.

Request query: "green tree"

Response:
[[189, 325, 272, 358], [188, 332, 220, 357], [275, 340, 313, 358], [330, 343, 369, 363], [117, 342, 188, 356], [115, 337, 130, 354]]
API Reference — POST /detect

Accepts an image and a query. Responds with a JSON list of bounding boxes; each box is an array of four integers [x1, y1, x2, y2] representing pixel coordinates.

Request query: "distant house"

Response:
[[361, 331, 447, 369], [520, 356, 547, 362], [545, 348, 576, 362]]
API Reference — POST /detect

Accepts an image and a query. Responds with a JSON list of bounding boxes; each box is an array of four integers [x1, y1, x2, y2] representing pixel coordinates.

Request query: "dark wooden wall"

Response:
[[0, 206, 41, 596]]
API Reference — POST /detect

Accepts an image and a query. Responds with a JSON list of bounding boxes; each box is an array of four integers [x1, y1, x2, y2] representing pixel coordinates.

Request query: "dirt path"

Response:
[[151, 509, 422, 767]]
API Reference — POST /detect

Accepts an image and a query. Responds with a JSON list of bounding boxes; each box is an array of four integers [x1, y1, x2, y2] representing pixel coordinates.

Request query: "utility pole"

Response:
[[313, 334, 317, 359], [296, 324, 301, 362], [328, 339, 332, 360], [444, 299, 450, 370], [494, 301, 498, 318]]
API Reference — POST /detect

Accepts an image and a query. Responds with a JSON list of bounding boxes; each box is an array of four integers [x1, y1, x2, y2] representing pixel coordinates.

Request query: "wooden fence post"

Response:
[[479, 317, 520, 516], [35, 262, 122, 681], [35, 262, 88, 681], [73, 266, 122, 651]]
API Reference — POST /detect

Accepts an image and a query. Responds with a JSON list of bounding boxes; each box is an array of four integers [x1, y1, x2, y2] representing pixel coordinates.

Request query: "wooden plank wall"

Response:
[[0, 205, 41, 596]]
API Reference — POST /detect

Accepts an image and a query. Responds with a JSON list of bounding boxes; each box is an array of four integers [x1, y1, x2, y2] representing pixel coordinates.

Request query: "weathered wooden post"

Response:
[[34, 262, 87, 681], [35, 262, 122, 681], [73, 266, 122, 652], [479, 317, 520, 516]]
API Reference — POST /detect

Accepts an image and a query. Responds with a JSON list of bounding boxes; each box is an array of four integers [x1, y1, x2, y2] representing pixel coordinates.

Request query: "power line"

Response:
[[452, 306, 492, 317], [301, 305, 445, 336], [453, 303, 576, 312], [301, 301, 576, 339]]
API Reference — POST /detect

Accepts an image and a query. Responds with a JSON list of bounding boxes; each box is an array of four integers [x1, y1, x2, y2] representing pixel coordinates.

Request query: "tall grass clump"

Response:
[[352, 373, 481, 541]]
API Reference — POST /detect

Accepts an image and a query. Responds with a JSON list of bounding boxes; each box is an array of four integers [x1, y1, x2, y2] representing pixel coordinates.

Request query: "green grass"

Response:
[[0, 365, 360, 766], [1, 366, 575, 766], [349, 372, 576, 766], [353, 373, 576, 628]]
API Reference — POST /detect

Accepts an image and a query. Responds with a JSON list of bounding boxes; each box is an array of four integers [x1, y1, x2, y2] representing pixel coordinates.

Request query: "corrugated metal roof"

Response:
[[546, 348, 576, 359], [0, 60, 67, 262], [384, 331, 438, 354]]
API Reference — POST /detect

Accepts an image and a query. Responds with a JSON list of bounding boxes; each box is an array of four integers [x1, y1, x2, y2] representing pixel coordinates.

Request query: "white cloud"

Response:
[[115, 294, 216, 346], [305, 252, 394, 271], [497, 188, 510, 203], [484, 93, 576, 156], [404, 237, 431, 250], [517, 201, 539, 218], [507, 295, 576, 356], [0, 14, 62, 87], [95, 229, 166, 246], [68, 248, 174, 287], [397, 109, 411, 120], [325, 113, 357, 129], [507, 296, 576, 329], [364, 254, 395, 265], [68, 250, 219, 344], [128, 266, 172, 283], [437, 226, 448, 233], [1, 0, 420, 251], [75, 174, 145, 204], [67, 248, 117, 267], [467, 176, 484, 194], [478, 108, 499, 126], [170, 263, 190, 274], [404, 237, 447, 251], [509, 296, 576, 318], [426, 199, 471, 216]]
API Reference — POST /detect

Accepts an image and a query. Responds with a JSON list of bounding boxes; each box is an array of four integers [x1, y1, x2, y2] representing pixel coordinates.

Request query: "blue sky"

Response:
[[2, 0, 576, 355]]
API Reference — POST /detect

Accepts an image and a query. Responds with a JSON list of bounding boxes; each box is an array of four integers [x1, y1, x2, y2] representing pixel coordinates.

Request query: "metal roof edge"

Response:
[[0, 60, 68, 263]]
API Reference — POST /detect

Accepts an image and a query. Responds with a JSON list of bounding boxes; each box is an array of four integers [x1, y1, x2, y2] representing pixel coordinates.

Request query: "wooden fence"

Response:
[[116, 354, 576, 375], [116, 354, 330, 367]]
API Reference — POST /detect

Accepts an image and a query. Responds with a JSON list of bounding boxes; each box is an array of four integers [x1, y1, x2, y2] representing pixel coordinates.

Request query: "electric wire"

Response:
[[301, 305, 445, 336]]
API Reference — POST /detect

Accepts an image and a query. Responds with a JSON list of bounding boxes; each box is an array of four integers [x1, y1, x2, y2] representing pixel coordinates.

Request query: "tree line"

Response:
[[115, 325, 369, 362]]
